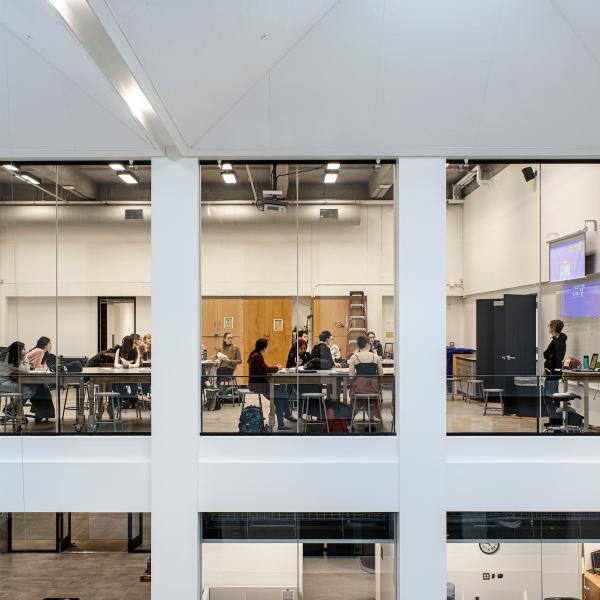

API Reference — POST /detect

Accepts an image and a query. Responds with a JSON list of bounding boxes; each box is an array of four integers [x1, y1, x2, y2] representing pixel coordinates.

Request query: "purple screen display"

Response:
[[549, 233, 585, 282], [559, 283, 600, 318]]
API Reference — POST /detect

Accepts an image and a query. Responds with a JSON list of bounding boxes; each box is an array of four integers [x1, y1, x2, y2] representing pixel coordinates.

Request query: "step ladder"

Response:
[[347, 290, 367, 355]]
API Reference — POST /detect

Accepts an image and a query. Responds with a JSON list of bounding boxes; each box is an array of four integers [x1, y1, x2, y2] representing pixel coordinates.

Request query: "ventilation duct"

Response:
[[125, 208, 144, 220]]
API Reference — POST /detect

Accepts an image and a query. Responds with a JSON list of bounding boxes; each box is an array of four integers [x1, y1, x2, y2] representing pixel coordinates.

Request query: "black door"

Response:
[[502, 294, 538, 413]]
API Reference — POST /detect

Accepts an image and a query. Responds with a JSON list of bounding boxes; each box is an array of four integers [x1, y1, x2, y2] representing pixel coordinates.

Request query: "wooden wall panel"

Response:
[[313, 297, 349, 357]]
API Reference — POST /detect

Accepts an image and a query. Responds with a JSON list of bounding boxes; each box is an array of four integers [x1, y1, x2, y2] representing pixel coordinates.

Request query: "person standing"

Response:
[[543, 319, 570, 422]]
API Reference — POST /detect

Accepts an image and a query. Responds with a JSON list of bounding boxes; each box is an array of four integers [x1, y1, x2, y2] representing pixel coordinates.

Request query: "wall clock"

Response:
[[479, 542, 500, 555]]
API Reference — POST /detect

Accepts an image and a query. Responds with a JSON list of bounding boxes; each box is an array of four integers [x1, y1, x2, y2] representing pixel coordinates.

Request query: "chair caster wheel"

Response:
[[74, 424, 83, 433], [91, 423, 100, 433]]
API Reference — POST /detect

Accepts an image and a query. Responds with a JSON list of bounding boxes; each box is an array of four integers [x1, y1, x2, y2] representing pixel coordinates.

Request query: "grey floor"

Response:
[[303, 557, 375, 600], [0, 552, 150, 600]]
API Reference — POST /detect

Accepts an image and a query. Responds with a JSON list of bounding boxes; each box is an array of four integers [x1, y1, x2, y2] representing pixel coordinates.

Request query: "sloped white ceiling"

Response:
[[0, 0, 156, 157], [2, 0, 600, 158]]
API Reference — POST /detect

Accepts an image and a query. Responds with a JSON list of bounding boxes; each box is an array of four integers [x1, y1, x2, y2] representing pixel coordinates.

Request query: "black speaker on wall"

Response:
[[522, 166, 537, 182]]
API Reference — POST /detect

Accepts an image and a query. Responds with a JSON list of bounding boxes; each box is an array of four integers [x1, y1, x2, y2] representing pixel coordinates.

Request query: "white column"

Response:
[[396, 158, 446, 599], [151, 155, 200, 600]]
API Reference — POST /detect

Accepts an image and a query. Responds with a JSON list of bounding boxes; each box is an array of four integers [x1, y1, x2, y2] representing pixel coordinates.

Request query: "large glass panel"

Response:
[[447, 511, 600, 598], [201, 161, 396, 435], [0, 161, 151, 435], [539, 164, 600, 434], [201, 513, 396, 600], [446, 163, 543, 434], [0, 512, 151, 597]]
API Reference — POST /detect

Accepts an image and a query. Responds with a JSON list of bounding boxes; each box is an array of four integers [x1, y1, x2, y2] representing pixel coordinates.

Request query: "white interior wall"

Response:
[[447, 542, 581, 600], [201, 543, 299, 590]]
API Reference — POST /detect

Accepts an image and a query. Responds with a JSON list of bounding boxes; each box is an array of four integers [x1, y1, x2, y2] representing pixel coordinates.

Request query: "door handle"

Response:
[[501, 355, 516, 360]]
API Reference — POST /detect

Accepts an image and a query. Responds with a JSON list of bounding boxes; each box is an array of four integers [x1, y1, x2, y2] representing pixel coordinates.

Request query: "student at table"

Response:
[[306, 330, 336, 370], [367, 331, 384, 357], [113, 335, 141, 410], [0, 341, 36, 420], [140, 333, 152, 362], [26, 336, 55, 422], [286, 330, 308, 369], [214, 333, 242, 379], [349, 334, 384, 421], [247, 338, 295, 431]]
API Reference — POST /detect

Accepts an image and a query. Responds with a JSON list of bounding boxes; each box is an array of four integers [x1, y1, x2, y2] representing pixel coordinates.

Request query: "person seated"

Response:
[[306, 330, 336, 370], [367, 331, 384, 357], [0, 341, 36, 420], [247, 338, 295, 431], [286, 335, 311, 369], [26, 337, 55, 422], [140, 333, 152, 362], [348, 334, 384, 422], [330, 342, 342, 362]]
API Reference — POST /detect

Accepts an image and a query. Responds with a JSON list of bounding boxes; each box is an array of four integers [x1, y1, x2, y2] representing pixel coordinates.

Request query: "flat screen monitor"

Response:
[[558, 282, 600, 318], [549, 232, 586, 282]]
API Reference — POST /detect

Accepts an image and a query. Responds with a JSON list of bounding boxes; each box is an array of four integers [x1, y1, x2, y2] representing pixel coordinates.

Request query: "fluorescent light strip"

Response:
[[327, 162, 340, 170], [222, 171, 237, 184], [118, 172, 139, 184], [2, 163, 19, 172], [324, 172, 338, 184], [16, 172, 41, 185], [109, 163, 126, 171]]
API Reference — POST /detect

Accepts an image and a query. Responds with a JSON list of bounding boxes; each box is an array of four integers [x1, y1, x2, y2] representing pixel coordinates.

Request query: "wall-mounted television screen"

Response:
[[549, 232, 586, 282], [558, 282, 600, 318]]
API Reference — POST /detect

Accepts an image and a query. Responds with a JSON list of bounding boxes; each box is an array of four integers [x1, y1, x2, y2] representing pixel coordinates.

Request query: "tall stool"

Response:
[[351, 393, 382, 432], [61, 383, 89, 422], [300, 392, 329, 432], [0, 392, 25, 432], [544, 392, 582, 434], [483, 388, 504, 415], [92, 390, 122, 432], [465, 379, 484, 403]]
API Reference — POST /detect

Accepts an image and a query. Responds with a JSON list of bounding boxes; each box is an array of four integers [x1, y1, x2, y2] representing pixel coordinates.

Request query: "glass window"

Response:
[[200, 161, 396, 435], [201, 512, 396, 600], [447, 511, 600, 599], [447, 162, 600, 435], [0, 161, 151, 435], [0, 512, 150, 596]]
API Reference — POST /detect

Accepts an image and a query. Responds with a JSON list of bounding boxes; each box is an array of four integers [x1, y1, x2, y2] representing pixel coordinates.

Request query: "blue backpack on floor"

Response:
[[239, 405, 264, 433]]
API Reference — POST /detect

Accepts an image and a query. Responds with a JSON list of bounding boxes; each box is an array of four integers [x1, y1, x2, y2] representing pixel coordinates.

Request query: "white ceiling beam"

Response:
[[48, 0, 186, 156]]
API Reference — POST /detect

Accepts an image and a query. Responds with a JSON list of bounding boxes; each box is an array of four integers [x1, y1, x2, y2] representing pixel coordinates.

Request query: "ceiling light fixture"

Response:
[[109, 163, 126, 171], [118, 171, 139, 184], [324, 162, 340, 184], [2, 163, 19, 172], [16, 172, 41, 185], [221, 163, 237, 184]]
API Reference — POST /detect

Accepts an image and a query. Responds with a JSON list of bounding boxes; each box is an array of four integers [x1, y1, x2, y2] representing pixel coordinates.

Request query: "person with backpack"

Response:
[[247, 338, 294, 431], [348, 334, 384, 422]]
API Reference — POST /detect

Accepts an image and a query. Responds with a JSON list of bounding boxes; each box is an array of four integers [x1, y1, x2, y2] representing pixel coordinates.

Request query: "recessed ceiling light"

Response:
[[63, 185, 76, 191], [327, 162, 340, 171], [2, 163, 19, 172], [221, 163, 233, 171], [118, 172, 139, 184], [221, 164, 236, 184], [324, 172, 338, 184], [16, 172, 41, 185], [109, 163, 126, 171]]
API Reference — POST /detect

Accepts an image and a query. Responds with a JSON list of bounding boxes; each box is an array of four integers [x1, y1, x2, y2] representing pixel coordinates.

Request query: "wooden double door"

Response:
[[202, 297, 293, 377]]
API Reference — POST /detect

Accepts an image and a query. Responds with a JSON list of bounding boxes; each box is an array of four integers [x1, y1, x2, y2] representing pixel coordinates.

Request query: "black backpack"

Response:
[[239, 405, 265, 433]]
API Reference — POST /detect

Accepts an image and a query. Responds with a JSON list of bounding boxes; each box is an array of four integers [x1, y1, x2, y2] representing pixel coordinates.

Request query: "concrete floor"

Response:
[[0, 552, 150, 600]]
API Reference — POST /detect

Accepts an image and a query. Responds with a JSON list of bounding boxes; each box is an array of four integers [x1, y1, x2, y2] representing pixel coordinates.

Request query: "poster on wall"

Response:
[[223, 316, 234, 329], [273, 319, 283, 332]]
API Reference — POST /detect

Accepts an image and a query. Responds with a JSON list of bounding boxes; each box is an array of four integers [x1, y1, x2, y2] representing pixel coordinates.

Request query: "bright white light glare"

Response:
[[17, 172, 41, 185], [222, 172, 237, 184], [324, 172, 338, 184], [118, 172, 139, 184], [124, 85, 154, 123], [109, 163, 126, 171], [221, 163, 233, 170], [2, 163, 18, 172], [327, 162, 340, 171]]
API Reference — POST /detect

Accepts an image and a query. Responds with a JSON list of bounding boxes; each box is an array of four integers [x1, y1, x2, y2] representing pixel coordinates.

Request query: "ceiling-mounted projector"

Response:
[[258, 189, 287, 214]]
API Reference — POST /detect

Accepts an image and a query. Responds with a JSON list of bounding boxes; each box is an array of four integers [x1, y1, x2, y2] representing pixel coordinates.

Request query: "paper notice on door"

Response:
[[273, 319, 283, 332], [223, 316, 233, 329]]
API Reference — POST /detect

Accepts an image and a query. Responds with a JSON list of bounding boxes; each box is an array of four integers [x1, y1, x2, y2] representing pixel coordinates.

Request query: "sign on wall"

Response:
[[273, 319, 283, 332], [223, 316, 234, 329]]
